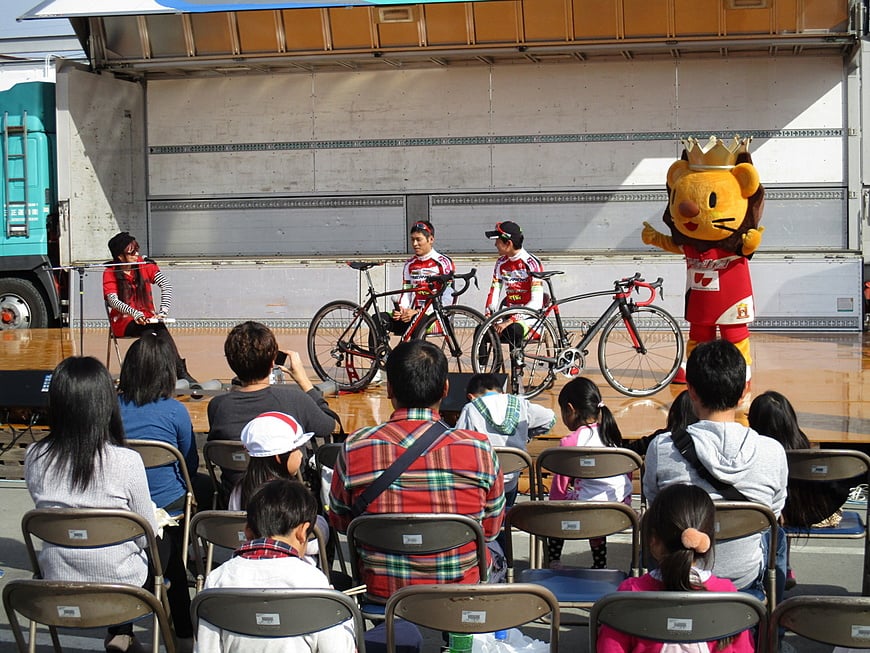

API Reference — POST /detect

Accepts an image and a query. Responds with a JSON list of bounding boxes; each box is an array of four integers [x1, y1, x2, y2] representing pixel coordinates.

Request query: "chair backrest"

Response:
[[534, 446, 642, 499], [203, 440, 250, 508], [494, 445, 534, 494], [346, 513, 488, 600], [22, 507, 163, 580], [3, 579, 177, 653], [713, 501, 778, 611], [191, 587, 365, 652], [315, 442, 342, 471], [504, 500, 640, 573], [190, 510, 249, 591], [127, 438, 196, 566], [385, 583, 560, 653], [770, 595, 870, 650], [786, 448, 870, 594], [590, 591, 766, 652]]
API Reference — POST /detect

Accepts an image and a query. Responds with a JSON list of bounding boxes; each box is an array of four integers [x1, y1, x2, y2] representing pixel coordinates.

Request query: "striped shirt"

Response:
[[328, 408, 505, 599], [103, 257, 172, 337]]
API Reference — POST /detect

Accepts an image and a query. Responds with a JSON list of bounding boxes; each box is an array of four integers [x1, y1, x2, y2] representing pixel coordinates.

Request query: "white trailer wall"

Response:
[[66, 55, 861, 329]]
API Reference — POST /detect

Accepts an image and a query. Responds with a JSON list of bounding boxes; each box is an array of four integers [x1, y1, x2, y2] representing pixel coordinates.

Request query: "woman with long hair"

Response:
[[25, 356, 157, 653], [103, 231, 196, 383], [119, 333, 205, 647], [748, 390, 850, 590], [596, 484, 754, 653]]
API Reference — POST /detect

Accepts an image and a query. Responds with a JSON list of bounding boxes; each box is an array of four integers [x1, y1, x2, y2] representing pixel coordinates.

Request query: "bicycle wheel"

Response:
[[307, 300, 381, 392], [597, 304, 684, 397], [473, 307, 558, 399], [417, 305, 502, 374]]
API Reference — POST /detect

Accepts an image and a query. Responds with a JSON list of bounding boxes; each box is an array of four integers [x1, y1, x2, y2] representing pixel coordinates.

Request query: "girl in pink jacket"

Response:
[[596, 484, 755, 653], [548, 377, 629, 569]]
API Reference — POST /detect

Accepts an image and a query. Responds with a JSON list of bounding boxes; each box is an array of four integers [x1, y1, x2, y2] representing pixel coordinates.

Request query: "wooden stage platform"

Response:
[[2, 327, 869, 478]]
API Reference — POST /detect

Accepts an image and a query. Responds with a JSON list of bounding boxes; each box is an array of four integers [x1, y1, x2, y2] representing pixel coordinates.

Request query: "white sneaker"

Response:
[[370, 369, 384, 385]]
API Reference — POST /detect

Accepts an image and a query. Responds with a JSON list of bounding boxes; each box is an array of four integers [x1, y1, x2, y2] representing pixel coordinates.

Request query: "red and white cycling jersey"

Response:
[[398, 249, 455, 310], [485, 248, 544, 314]]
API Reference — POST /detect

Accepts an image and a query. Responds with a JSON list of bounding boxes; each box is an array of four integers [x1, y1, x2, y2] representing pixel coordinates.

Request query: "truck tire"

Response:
[[0, 278, 49, 329]]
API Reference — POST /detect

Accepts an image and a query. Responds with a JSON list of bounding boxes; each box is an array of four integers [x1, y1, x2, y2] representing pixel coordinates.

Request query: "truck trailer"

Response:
[[3, 0, 865, 332]]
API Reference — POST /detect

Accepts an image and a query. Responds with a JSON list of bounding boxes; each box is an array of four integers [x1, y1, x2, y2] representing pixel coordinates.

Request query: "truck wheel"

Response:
[[0, 278, 49, 329]]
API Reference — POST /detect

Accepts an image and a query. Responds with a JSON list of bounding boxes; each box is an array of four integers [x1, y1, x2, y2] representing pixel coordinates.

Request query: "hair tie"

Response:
[[681, 527, 711, 554], [597, 401, 605, 409]]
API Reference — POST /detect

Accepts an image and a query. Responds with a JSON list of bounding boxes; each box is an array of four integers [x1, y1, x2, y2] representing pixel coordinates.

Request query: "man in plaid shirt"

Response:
[[329, 340, 505, 599]]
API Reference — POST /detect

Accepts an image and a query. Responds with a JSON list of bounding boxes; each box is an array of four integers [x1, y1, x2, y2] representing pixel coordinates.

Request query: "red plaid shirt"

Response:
[[328, 408, 505, 599]]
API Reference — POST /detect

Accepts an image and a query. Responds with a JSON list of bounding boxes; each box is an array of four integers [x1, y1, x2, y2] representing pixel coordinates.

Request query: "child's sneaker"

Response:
[[785, 569, 797, 590]]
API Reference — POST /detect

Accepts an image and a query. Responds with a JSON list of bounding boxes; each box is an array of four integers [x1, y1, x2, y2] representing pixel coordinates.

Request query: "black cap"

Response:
[[108, 232, 137, 259], [485, 221, 522, 246]]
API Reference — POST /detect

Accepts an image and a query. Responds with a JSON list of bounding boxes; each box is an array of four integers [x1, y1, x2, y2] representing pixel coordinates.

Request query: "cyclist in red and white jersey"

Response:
[[484, 221, 544, 344], [385, 220, 455, 336]]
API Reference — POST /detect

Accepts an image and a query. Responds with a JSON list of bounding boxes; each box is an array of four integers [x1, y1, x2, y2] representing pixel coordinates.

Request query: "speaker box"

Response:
[[0, 370, 52, 410]]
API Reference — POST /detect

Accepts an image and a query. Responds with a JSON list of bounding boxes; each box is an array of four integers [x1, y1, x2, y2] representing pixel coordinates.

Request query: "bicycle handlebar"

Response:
[[616, 274, 663, 307], [428, 268, 478, 298]]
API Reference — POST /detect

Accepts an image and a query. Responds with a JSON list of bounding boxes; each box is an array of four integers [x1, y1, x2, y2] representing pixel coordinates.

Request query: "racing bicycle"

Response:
[[307, 261, 501, 392], [471, 272, 684, 398]]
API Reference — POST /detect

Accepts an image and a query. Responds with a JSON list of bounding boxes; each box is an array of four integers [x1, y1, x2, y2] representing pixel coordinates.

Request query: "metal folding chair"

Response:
[[127, 438, 196, 567], [3, 579, 176, 653], [202, 440, 249, 509], [770, 594, 870, 651], [534, 445, 642, 503], [346, 513, 488, 621], [590, 591, 767, 653], [714, 501, 779, 613], [385, 583, 560, 653], [21, 508, 169, 653], [191, 587, 365, 652]]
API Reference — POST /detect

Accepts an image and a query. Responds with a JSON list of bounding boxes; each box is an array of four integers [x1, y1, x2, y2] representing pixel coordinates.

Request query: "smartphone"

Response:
[[275, 351, 288, 366]]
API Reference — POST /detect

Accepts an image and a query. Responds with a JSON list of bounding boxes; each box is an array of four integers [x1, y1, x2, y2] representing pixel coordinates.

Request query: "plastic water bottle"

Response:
[[448, 632, 473, 653]]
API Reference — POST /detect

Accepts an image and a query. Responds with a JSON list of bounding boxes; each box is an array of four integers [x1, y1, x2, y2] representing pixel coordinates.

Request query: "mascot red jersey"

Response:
[[642, 136, 764, 380]]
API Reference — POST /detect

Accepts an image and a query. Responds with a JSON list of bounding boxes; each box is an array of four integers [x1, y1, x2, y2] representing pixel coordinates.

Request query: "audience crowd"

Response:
[[19, 295, 853, 652]]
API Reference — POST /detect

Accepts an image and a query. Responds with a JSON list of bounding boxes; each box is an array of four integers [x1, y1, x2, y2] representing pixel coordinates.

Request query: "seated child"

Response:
[[230, 411, 329, 560], [195, 478, 356, 653], [596, 484, 755, 653], [455, 372, 555, 506], [548, 377, 630, 569]]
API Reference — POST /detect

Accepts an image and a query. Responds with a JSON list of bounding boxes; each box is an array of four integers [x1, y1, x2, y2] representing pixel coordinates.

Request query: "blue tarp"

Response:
[[20, 0, 478, 20]]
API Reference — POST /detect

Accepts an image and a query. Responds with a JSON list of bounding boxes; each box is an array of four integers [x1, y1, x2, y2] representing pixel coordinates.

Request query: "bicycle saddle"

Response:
[[530, 271, 564, 280], [346, 261, 383, 271]]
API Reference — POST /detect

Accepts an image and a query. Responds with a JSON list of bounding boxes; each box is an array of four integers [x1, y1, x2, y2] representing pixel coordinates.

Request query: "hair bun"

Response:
[[681, 527, 711, 554]]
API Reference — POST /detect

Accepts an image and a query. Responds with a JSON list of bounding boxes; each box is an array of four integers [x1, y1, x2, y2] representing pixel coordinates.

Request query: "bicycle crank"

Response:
[[554, 348, 586, 378]]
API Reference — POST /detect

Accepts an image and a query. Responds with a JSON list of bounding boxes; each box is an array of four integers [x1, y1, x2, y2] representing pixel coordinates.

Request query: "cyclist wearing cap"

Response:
[[484, 221, 545, 343], [384, 220, 455, 335]]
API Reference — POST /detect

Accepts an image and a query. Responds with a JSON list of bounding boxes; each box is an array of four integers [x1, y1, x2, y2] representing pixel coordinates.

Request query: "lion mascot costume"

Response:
[[642, 136, 764, 381]]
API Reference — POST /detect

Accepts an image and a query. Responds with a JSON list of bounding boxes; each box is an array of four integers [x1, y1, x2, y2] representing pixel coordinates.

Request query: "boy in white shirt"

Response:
[[195, 479, 356, 653]]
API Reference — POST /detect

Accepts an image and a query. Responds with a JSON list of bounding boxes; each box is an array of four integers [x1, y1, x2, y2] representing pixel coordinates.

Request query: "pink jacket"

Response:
[[596, 574, 756, 653]]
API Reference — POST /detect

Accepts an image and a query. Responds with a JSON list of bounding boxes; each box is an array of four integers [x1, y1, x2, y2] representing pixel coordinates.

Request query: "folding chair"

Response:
[[127, 439, 196, 567], [189, 510, 330, 591], [504, 501, 641, 622], [346, 513, 488, 621], [494, 446, 534, 499], [590, 591, 767, 653], [202, 440, 250, 509], [385, 583, 560, 653], [191, 587, 365, 652], [713, 501, 779, 612], [783, 449, 870, 594], [21, 508, 169, 653], [105, 300, 135, 374], [770, 595, 870, 651], [315, 442, 348, 577], [534, 446, 643, 504], [3, 579, 176, 653]]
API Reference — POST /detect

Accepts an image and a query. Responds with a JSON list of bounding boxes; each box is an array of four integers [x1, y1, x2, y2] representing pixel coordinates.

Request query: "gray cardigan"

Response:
[[25, 443, 158, 587]]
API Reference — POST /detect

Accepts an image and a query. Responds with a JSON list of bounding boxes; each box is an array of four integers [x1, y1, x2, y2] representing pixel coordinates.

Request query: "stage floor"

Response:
[[1, 327, 868, 447]]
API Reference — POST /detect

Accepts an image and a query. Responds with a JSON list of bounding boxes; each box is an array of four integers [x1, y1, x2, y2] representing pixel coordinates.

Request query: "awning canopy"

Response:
[[19, 0, 469, 20]]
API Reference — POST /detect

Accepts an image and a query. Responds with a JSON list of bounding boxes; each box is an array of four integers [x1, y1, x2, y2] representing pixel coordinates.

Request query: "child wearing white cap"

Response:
[[229, 411, 327, 559]]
